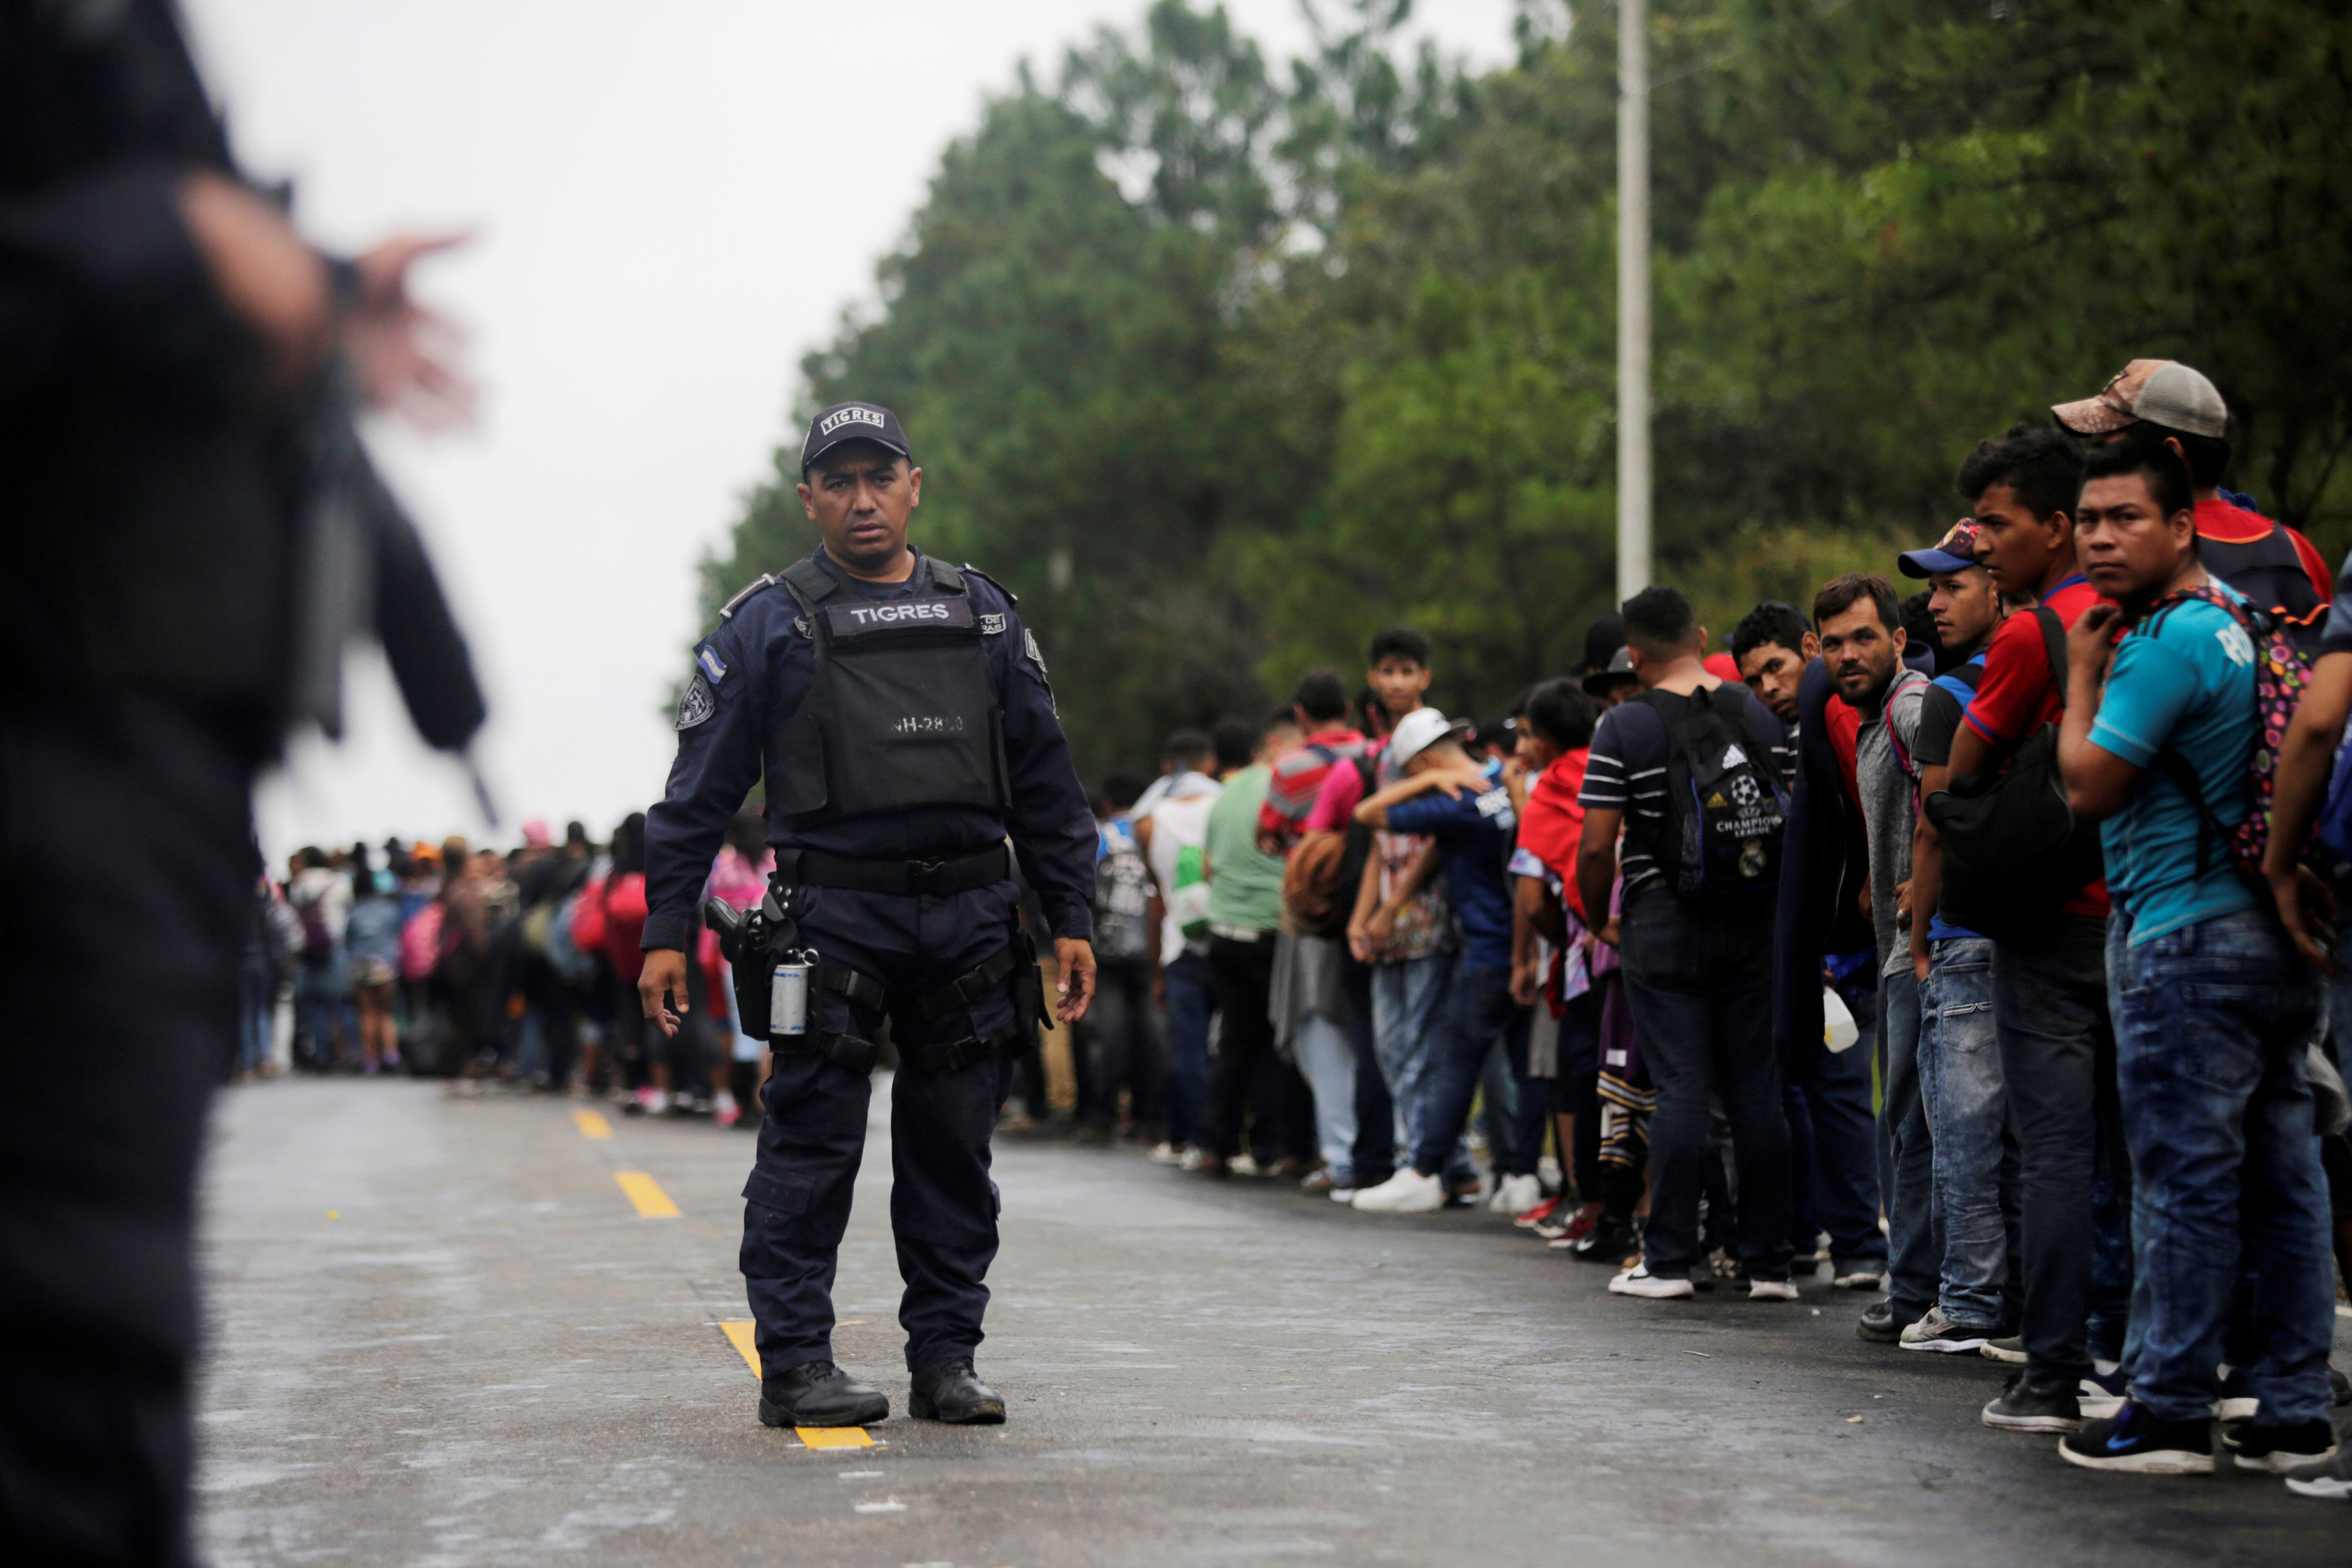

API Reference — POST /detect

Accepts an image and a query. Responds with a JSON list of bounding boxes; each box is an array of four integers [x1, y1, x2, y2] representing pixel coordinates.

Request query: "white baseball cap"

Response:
[[1387, 707, 1452, 768]]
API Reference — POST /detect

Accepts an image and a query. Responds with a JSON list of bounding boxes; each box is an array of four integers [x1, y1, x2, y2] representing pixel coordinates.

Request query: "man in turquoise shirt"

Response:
[[2055, 438, 2336, 1477]]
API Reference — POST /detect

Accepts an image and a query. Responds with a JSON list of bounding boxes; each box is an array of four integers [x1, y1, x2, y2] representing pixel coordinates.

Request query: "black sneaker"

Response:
[[1572, 1217, 1636, 1265], [1855, 1295, 1904, 1344], [1981, 1370, 2084, 1433], [2224, 1418, 2339, 1475], [2058, 1401, 2213, 1473]]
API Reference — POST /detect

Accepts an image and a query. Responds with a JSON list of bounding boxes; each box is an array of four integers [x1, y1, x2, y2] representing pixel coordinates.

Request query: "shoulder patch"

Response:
[[980, 612, 1007, 636], [720, 574, 777, 619], [1023, 627, 1048, 675], [696, 646, 728, 683], [676, 670, 716, 729]]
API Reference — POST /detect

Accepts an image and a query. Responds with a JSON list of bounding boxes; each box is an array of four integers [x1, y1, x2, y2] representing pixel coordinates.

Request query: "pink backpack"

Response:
[[401, 902, 452, 982]]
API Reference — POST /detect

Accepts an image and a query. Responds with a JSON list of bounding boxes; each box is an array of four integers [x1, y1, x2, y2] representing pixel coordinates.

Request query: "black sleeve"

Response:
[[641, 617, 768, 952], [1910, 684, 1964, 771], [0, 4, 260, 412], [988, 593, 1098, 943]]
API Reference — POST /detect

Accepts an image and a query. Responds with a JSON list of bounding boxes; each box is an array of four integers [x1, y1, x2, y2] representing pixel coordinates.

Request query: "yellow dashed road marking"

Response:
[[573, 1108, 613, 1139], [800, 1426, 876, 1449], [614, 1170, 680, 1217], [718, 1320, 876, 1448]]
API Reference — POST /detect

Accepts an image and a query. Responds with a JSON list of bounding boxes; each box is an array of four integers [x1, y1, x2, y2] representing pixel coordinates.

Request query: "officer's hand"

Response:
[[178, 171, 333, 392], [1054, 938, 1096, 1025], [638, 948, 689, 1038]]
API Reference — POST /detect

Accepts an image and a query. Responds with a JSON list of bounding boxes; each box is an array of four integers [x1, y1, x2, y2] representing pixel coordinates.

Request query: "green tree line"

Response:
[[702, 0, 2352, 782]]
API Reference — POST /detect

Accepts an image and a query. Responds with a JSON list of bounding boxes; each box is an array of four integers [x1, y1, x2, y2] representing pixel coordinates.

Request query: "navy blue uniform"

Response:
[[643, 547, 1094, 1378]]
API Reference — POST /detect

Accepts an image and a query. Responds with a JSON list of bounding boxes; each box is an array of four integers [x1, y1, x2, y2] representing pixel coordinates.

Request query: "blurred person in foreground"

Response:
[[0, 3, 480, 1561], [638, 402, 1095, 1431]]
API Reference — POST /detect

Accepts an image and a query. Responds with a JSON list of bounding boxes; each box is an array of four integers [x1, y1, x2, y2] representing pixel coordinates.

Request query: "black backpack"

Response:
[[1922, 607, 2103, 941], [1638, 685, 1788, 905]]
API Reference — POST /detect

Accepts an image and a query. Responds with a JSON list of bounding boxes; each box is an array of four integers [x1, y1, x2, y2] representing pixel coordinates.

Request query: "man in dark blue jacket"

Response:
[[639, 402, 1096, 1432]]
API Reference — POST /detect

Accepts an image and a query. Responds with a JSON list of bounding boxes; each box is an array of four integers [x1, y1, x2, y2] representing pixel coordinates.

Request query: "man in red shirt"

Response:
[[1944, 423, 2125, 1436], [2054, 358, 2329, 641], [1256, 669, 1364, 856]]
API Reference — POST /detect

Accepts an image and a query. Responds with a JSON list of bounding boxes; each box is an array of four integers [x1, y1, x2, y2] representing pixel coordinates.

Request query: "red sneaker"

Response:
[[1513, 1194, 1560, 1229]]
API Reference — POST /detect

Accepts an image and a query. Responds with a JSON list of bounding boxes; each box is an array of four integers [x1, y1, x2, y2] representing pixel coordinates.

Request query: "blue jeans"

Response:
[[1161, 952, 1212, 1148], [1918, 937, 2011, 1325], [1876, 966, 1939, 1319], [1994, 914, 2115, 1385], [1410, 963, 1534, 1178], [1783, 1021, 1887, 1272], [1374, 952, 1470, 1182], [2110, 907, 2335, 1428], [1294, 1010, 1358, 1183], [1619, 887, 1792, 1280]]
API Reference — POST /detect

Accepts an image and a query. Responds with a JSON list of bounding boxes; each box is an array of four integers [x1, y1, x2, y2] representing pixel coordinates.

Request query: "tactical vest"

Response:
[[766, 553, 1011, 822]]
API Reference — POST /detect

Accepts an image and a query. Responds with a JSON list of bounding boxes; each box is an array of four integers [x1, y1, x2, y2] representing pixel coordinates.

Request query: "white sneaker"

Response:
[[1329, 1186, 1357, 1203], [1832, 1268, 1884, 1291], [1749, 1278, 1800, 1301], [1177, 1146, 1213, 1171], [1228, 1153, 1264, 1177], [1148, 1141, 1186, 1166], [1351, 1168, 1445, 1213], [1609, 1263, 1695, 1300], [1490, 1173, 1542, 1215]]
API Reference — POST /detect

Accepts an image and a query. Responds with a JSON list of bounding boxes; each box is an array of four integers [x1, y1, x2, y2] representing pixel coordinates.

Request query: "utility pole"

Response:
[[1616, 0, 1652, 602]]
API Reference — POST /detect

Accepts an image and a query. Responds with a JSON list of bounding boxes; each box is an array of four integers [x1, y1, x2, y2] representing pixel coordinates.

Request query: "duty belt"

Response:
[[770, 934, 1039, 1078], [774, 843, 1011, 898]]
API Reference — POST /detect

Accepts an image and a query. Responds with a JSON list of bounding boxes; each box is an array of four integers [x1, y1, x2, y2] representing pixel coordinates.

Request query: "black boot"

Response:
[[909, 1357, 1007, 1424], [759, 1360, 889, 1428]]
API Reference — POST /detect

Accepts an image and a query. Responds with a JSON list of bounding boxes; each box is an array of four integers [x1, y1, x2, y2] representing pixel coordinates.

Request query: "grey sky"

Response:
[[190, 0, 1513, 859]]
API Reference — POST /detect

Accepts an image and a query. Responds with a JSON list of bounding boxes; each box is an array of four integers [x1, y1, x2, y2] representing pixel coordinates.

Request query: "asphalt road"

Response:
[[195, 1077, 2351, 1567]]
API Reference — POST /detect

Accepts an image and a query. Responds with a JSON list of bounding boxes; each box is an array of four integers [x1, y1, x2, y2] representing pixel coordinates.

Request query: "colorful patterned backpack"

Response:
[[2138, 584, 2314, 885]]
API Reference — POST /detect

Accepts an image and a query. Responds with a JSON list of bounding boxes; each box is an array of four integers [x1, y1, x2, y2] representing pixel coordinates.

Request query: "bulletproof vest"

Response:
[[766, 553, 1011, 823]]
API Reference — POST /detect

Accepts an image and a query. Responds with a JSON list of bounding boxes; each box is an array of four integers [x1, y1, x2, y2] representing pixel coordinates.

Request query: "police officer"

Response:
[[639, 402, 1097, 1429]]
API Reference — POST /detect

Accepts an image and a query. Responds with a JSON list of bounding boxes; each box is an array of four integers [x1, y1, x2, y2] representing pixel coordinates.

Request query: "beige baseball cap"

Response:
[[2052, 359, 2228, 439]]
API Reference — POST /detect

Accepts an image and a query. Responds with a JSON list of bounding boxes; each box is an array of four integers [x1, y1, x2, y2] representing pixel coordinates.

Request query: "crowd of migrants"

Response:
[[245, 360, 2352, 1495]]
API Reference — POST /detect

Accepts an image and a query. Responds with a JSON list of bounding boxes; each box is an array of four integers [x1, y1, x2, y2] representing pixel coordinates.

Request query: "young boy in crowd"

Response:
[[1894, 521, 2013, 1354], [1578, 587, 1797, 1299], [1814, 574, 1935, 1340], [1945, 423, 2124, 1434], [1318, 630, 1460, 1199], [1349, 709, 1534, 1214], [2052, 439, 2339, 1475]]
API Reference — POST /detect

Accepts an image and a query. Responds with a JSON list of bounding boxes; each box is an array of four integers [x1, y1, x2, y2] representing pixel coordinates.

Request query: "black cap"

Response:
[[1580, 614, 1625, 675], [800, 401, 913, 472]]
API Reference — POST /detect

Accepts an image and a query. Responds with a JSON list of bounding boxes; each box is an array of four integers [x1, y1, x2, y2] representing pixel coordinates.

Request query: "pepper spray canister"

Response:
[[770, 955, 810, 1037]]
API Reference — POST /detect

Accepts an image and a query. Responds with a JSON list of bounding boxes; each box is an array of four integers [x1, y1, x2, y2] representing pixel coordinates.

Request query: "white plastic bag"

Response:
[[1822, 986, 1859, 1053]]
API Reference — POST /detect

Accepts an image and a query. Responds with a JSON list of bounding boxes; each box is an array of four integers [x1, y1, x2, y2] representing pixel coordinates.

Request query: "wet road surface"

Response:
[[196, 1078, 2351, 1567]]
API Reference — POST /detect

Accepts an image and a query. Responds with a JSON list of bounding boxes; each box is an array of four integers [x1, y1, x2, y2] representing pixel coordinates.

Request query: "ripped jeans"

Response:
[[1917, 936, 2012, 1326]]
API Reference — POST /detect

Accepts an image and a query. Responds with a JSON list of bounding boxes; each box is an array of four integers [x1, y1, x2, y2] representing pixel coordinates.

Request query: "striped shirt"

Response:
[[1579, 686, 1794, 894]]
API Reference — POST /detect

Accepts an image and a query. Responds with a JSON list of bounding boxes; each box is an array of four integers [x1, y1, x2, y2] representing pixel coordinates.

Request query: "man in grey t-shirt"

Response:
[[1814, 574, 1935, 1340]]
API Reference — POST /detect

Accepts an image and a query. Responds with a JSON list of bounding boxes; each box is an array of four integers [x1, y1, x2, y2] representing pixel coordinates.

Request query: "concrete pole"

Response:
[[1616, 0, 1652, 603]]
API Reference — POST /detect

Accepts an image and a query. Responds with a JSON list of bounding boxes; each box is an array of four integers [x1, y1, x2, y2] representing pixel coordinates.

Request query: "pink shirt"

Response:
[[1304, 739, 1383, 832]]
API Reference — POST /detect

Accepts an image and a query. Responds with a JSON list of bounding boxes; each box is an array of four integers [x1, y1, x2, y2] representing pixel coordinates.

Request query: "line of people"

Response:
[[1064, 358, 2352, 1501]]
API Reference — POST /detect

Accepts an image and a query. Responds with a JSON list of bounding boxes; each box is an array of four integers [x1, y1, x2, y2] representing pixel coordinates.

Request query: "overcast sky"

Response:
[[189, 0, 1515, 861]]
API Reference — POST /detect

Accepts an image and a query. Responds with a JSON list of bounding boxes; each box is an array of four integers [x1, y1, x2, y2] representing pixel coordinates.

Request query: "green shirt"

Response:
[[1203, 764, 1284, 932]]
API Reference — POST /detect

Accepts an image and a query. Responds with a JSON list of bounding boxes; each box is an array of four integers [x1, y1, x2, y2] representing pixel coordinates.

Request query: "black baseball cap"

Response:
[[800, 401, 913, 472]]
